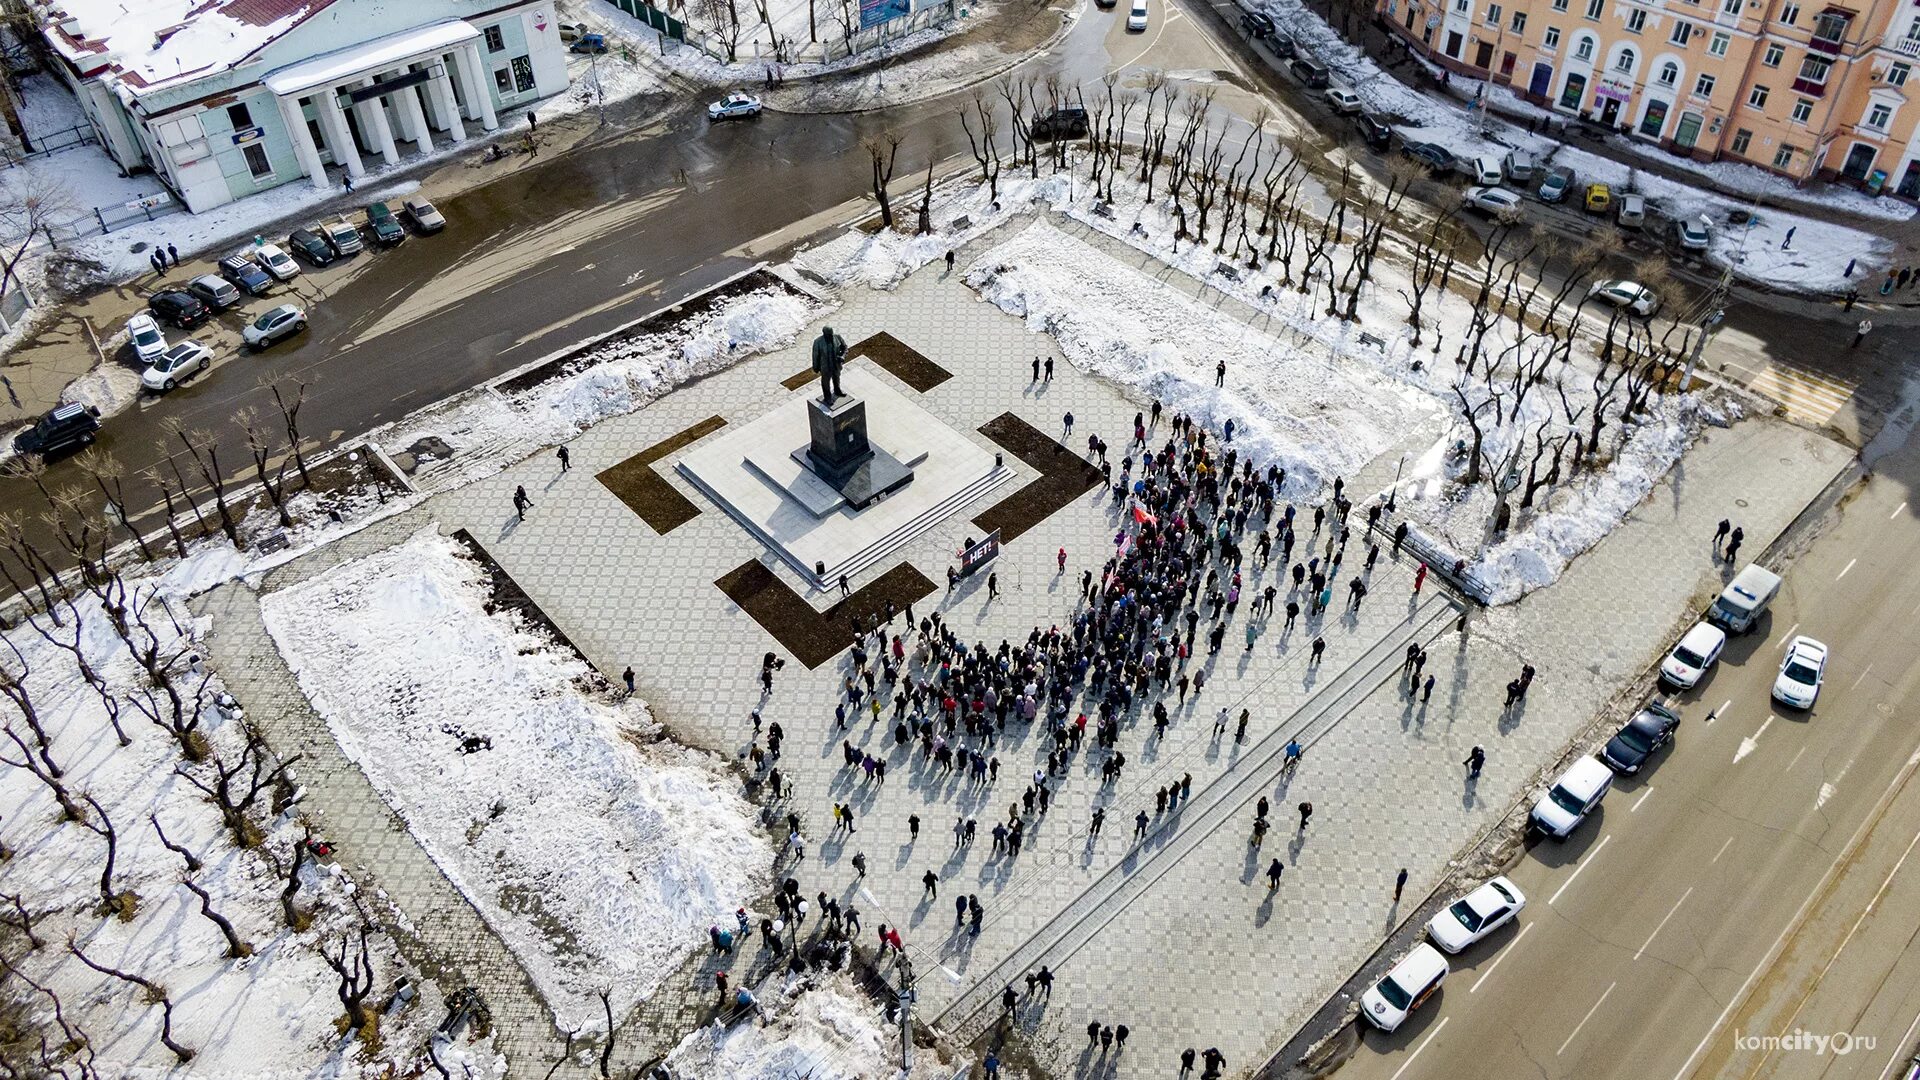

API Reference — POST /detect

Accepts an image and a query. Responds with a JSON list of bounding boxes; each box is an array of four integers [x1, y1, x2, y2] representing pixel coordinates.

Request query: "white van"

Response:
[[1708, 563, 1782, 635], [1126, 0, 1148, 30], [1530, 756, 1613, 839], [1469, 154, 1503, 186], [1360, 943, 1448, 1032]]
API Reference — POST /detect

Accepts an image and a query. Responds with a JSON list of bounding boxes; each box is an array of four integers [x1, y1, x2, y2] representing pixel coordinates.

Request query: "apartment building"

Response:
[[1376, 0, 1920, 199]]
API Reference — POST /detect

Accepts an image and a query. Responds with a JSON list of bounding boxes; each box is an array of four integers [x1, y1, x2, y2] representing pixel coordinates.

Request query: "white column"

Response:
[[276, 93, 328, 190], [460, 42, 500, 131], [354, 78, 399, 166], [430, 65, 466, 142], [396, 78, 431, 148], [315, 85, 364, 178]]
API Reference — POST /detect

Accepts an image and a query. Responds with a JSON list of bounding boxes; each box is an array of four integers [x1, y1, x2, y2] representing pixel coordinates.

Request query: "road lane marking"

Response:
[[1816, 782, 1836, 810], [1389, 1016, 1449, 1080], [1875, 1009, 1920, 1080], [1549, 834, 1609, 905], [1631, 787, 1655, 812], [1785, 746, 1807, 773], [1837, 558, 1857, 581], [1712, 836, 1734, 863], [1635, 887, 1693, 960], [1851, 662, 1874, 691], [1782, 624, 1799, 643], [1469, 923, 1533, 992], [1893, 501, 1907, 521], [1735, 716, 1774, 763], [1558, 981, 1616, 1056]]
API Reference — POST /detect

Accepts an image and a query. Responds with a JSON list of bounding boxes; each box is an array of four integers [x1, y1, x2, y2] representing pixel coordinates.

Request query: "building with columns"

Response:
[[35, 0, 571, 213], [1375, 0, 1920, 199]]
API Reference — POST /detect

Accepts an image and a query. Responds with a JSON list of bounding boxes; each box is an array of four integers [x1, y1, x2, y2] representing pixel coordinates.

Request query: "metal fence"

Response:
[[0, 122, 96, 169], [598, 0, 955, 66]]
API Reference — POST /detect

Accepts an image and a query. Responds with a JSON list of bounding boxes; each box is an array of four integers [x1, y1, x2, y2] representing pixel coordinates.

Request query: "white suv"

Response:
[[1531, 756, 1613, 839], [1465, 185, 1522, 215], [1360, 943, 1448, 1032]]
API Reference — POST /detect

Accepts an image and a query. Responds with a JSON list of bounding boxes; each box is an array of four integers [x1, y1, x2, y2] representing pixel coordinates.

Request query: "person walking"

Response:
[[1062, 411, 1074, 437], [1088, 1022, 1102, 1048], [1044, 356, 1054, 380], [908, 813, 920, 841], [556, 446, 570, 472], [987, 572, 998, 601], [1116, 1024, 1130, 1051], [512, 485, 532, 521], [1181, 1048, 1197, 1076], [945, 249, 956, 273], [1266, 858, 1284, 890], [167, 243, 179, 266], [528, 109, 538, 131], [1726, 526, 1744, 564], [1394, 867, 1409, 900], [1134, 809, 1150, 840], [1781, 225, 1796, 250], [1090, 806, 1105, 835], [1235, 709, 1250, 743], [1032, 356, 1041, 383], [1465, 745, 1485, 778], [1413, 562, 1428, 594], [852, 851, 867, 878], [623, 666, 635, 695], [1310, 636, 1326, 664], [1853, 318, 1873, 348], [1713, 518, 1730, 552], [1297, 801, 1313, 832], [922, 869, 939, 898], [1421, 673, 1436, 703]]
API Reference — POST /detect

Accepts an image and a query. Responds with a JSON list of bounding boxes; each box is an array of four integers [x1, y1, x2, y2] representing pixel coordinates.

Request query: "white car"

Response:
[[1324, 87, 1363, 115], [1360, 942, 1448, 1032], [241, 304, 308, 351], [1126, 0, 1149, 30], [708, 91, 762, 121], [254, 242, 300, 281], [126, 313, 168, 362], [1660, 621, 1727, 689], [1464, 185, 1522, 215], [1773, 636, 1827, 708], [1587, 278, 1661, 317], [141, 340, 213, 392], [1531, 756, 1613, 839], [1676, 215, 1712, 252], [1427, 876, 1526, 953]]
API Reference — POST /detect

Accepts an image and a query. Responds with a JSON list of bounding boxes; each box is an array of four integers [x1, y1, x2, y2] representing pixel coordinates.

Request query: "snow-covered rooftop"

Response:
[[264, 18, 477, 95], [39, 0, 324, 92]]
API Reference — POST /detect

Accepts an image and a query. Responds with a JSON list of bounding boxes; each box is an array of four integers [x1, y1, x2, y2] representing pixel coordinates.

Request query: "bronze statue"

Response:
[[812, 326, 847, 404]]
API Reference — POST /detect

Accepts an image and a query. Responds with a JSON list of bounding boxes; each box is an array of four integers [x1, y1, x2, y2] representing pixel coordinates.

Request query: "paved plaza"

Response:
[[193, 212, 1853, 1078]]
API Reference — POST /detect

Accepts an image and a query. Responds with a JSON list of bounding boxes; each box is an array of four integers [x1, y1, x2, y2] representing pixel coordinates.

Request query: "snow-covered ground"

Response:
[[664, 972, 961, 1080], [0, 548, 502, 1078], [258, 529, 772, 1028]]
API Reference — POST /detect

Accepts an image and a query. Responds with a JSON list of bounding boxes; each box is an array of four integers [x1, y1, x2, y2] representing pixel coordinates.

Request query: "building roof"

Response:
[[263, 19, 478, 96], [37, 0, 331, 92]]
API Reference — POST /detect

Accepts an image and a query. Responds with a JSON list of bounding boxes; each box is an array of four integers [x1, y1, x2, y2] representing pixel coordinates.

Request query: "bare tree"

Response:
[[282, 826, 312, 930], [163, 422, 239, 545], [175, 724, 299, 849], [0, 892, 41, 949], [76, 794, 137, 918], [150, 814, 202, 874], [958, 95, 1001, 201], [0, 725, 80, 821], [321, 923, 377, 1035], [914, 162, 935, 236], [864, 133, 902, 231], [0, 173, 74, 308], [140, 466, 192, 559], [268, 381, 313, 490], [181, 877, 252, 959], [0, 950, 94, 1075], [598, 988, 615, 1078], [67, 938, 194, 1062], [234, 408, 293, 529]]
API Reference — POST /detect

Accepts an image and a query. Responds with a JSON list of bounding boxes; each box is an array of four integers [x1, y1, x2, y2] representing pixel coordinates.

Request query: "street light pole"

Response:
[[1679, 306, 1724, 390]]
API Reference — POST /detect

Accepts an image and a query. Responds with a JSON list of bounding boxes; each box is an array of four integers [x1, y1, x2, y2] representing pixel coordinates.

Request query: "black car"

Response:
[[365, 202, 406, 247], [13, 403, 100, 459], [1402, 141, 1457, 172], [287, 228, 336, 267], [1239, 10, 1275, 37], [148, 289, 210, 329], [1268, 33, 1297, 58], [1601, 702, 1681, 773], [1028, 107, 1090, 142], [217, 254, 273, 296], [1353, 113, 1393, 151]]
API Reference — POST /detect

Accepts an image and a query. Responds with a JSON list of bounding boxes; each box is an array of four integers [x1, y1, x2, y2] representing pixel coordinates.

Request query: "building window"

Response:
[[1585, 0, 1603, 18], [1867, 102, 1893, 129], [1552, 0, 1568, 10], [1719, 0, 1739, 13], [1454, 0, 1468, 13], [1797, 55, 1831, 85], [1811, 10, 1847, 42], [1512, 11, 1527, 31], [1779, 2, 1798, 24], [1488, 3, 1502, 23], [1693, 72, 1716, 97], [512, 55, 535, 93], [1575, 36, 1594, 59], [1772, 144, 1798, 168], [494, 68, 511, 94], [1544, 25, 1562, 46], [1790, 97, 1812, 122], [1730, 127, 1752, 153], [1708, 31, 1729, 56], [1748, 84, 1769, 106], [1658, 60, 1679, 85], [1616, 46, 1636, 70], [1626, 9, 1645, 32], [1669, 20, 1693, 45], [484, 25, 506, 52], [1890, 63, 1911, 87], [226, 103, 253, 131], [1762, 43, 1783, 66], [242, 142, 272, 179]]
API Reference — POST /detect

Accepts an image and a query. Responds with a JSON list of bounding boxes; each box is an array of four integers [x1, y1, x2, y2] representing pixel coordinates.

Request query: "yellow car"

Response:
[[1584, 183, 1612, 213]]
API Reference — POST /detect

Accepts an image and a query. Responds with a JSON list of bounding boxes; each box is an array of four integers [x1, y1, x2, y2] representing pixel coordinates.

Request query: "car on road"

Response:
[[1464, 185, 1522, 215], [186, 273, 242, 311], [1503, 149, 1539, 184], [140, 340, 213, 392], [254, 242, 301, 281], [1531, 756, 1614, 839], [364, 202, 406, 247], [401, 196, 446, 234], [241, 304, 308, 351], [1616, 192, 1647, 229], [126, 313, 168, 362], [1290, 57, 1330, 88], [13, 403, 100, 460], [569, 31, 608, 54], [1353, 113, 1392, 151], [1239, 10, 1275, 37], [557, 20, 589, 41], [1095, 0, 1116, 9], [1360, 943, 1448, 1032], [1709, 563, 1782, 634], [1127, 0, 1149, 31], [1601, 701, 1681, 773], [1324, 87, 1363, 115], [1660, 621, 1727, 689], [708, 90, 763, 121], [1427, 876, 1526, 953], [287, 228, 337, 267], [321, 220, 364, 257], [148, 289, 210, 329], [1676, 214, 1712, 252], [1402, 141, 1457, 173], [1028, 107, 1090, 141], [1583, 183, 1611, 213], [1537, 165, 1575, 203], [1773, 636, 1828, 709], [1586, 278, 1661, 317], [1267, 32, 1298, 58], [217, 254, 274, 296]]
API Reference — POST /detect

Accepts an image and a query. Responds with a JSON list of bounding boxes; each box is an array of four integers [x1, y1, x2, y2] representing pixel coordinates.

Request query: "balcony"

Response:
[[1897, 37, 1920, 58], [1791, 76, 1829, 95], [1806, 34, 1844, 55]]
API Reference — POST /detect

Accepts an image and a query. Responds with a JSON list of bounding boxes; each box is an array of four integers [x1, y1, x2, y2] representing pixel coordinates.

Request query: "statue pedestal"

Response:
[[795, 394, 914, 509]]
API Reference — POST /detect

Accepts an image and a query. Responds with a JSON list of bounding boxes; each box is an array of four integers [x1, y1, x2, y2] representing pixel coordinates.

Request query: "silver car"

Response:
[[241, 304, 308, 351]]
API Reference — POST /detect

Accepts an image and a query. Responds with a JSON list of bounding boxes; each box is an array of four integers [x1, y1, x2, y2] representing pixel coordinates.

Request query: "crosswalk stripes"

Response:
[[1726, 361, 1856, 424]]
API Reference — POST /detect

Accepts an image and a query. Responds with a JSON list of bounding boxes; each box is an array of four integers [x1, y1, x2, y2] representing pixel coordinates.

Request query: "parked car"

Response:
[[1537, 165, 1575, 202], [1601, 701, 1681, 773], [1531, 756, 1613, 839], [148, 289, 210, 329], [1587, 278, 1661, 317], [1402, 141, 1456, 173], [1660, 622, 1727, 689], [1353, 113, 1392, 151], [1465, 154, 1502, 186], [1709, 564, 1782, 634], [186, 273, 242, 311], [1239, 10, 1275, 37], [1095, 0, 1116, 9], [708, 90, 763, 121], [1127, 0, 1149, 31], [1583, 183, 1612, 213], [1676, 214, 1713, 252], [1616, 192, 1647, 229], [1267, 32, 1298, 58], [126, 313, 168, 362], [12, 403, 100, 460], [141, 340, 213, 392], [1290, 57, 1330, 88], [401, 196, 446, 234], [569, 32, 608, 53], [254, 242, 301, 281], [1503, 149, 1539, 184], [1464, 185, 1522, 215], [1360, 943, 1448, 1032], [287, 229, 336, 267], [1029, 107, 1090, 141], [217, 254, 274, 296], [364, 202, 406, 247], [1427, 876, 1526, 953], [557, 20, 589, 41], [241, 304, 308, 351], [321, 220, 363, 256], [1773, 636, 1828, 709], [1324, 87, 1363, 115]]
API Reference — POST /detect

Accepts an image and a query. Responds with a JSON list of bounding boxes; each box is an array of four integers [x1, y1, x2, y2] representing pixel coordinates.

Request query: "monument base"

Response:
[[792, 442, 916, 509]]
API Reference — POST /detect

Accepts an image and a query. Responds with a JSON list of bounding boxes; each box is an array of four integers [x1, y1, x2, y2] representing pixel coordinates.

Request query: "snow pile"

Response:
[[259, 529, 771, 1026], [58, 355, 142, 417], [665, 973, 958, 1080], [968, 219, 1440, 496], [796, 173, 1070, 290], [0, 557, 500, 1077]]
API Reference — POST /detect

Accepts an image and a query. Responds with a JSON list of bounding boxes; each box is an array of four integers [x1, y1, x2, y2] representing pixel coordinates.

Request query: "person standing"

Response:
[[1310, 636, 1326, 664], [1394, 867, 1409, 900], [1045, 357, 1054, 380], [946, 249, 956, 273], [908, 813, 920, 841], [1297, 801, 1313, 832], [622, 666, 635, 694], [1062, 411, 1074, 437], [1032, 356, 1041, 383], [1266, 858, 1284, 890], [556, 446, 570, 472], [167, 243, 179, 266], [1421, 673, 1436, 703], [922, 869, 938, 898], [1853, 318, 1873, 348], [1215, 360, 1226, 387], [1726, 526, 1744, 564], [1465, 745, 1485, 778], [987, 572, 998, 601], [1714, 517, 1730, 552]]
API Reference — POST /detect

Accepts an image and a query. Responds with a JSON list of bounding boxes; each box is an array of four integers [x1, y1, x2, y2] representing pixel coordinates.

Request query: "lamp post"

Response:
[[1387, 451, 1407, 512]]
